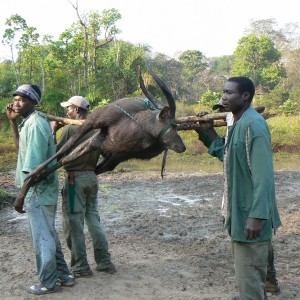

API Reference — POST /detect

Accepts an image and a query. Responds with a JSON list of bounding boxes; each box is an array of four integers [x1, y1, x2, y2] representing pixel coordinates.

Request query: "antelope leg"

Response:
[[61, 130, 104, 165]]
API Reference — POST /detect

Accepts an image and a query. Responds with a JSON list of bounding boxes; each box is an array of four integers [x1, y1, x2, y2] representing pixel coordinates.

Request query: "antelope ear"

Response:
[[158, 106, 170, 120]]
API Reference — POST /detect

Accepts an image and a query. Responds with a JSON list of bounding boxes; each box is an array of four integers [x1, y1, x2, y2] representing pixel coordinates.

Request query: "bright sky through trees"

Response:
[[0, 0, 299, 60]]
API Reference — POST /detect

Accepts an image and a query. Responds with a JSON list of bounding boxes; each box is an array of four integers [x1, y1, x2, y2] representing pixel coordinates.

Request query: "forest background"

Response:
[[0, 5, 299, 181]]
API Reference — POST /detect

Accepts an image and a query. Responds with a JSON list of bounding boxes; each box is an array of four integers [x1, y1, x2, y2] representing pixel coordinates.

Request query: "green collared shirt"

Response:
[[209, 107, 281, 242], [16, 111, 58, 205]]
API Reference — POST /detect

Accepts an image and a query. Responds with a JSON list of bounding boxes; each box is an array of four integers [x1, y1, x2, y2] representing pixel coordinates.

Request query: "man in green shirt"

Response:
[[196, 77, 281, 300], [52, 96, 116, 278], [198, 99, 281, 296], [6, 84, 74, 295]]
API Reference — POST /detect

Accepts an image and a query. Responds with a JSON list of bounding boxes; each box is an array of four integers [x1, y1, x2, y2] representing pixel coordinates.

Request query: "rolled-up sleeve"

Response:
[[208, 136, 225, 162], [22, 123, 49, 173]]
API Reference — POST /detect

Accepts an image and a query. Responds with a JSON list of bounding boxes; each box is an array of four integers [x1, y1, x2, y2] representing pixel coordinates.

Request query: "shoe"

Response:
[[27, 282, 62, 295], [95, 262, 117, 274], [60, 274, 75, 287], [266, 278, 281, 295], [73, 268, 93, 278]]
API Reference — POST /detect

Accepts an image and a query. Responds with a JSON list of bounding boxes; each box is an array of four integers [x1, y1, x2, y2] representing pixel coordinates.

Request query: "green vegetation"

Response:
[[0, 187, 14, 208], [268, 115, 300, 151], [0, 114, 299, 208], [1, 13, 300, 115], [0, 11, 299, 203], [116, 151, 300, 174], [0, 114, 299, 175]]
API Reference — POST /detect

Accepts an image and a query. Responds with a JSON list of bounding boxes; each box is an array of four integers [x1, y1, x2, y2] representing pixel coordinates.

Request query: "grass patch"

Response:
[[273, 152, 300, 170], [114, 151, 300, 173], [0, 151, 17, 171], [115, 152, 222, 174], [0, 114, 300, 176], [0, 187, 14, 208], [268, 115, 300, 152]]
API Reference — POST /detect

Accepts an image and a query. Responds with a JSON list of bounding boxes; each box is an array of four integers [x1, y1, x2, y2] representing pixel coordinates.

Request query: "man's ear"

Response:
[[243, 92, 250, 102]]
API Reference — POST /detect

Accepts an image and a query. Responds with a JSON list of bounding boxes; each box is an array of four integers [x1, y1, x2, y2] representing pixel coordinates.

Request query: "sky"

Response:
[[0, 0, 300, 60]]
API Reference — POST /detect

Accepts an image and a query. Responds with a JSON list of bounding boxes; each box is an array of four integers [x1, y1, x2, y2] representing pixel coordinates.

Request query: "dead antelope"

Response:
[[20, 65, 186, 196]]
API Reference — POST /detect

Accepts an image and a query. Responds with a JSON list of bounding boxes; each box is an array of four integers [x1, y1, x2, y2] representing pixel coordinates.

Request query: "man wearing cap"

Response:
[[6, 84, 74, 295], [52, 96, 116, 278]]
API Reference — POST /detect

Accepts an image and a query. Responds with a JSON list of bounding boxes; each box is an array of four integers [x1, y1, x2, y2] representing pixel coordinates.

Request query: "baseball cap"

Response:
[[60, 96, 90, 110], [212, 99, 225, 110]]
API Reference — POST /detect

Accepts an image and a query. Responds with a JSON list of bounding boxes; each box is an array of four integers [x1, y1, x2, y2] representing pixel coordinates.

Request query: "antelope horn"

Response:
[[137, 65, 164, 109], [146, 63, 176, 118]]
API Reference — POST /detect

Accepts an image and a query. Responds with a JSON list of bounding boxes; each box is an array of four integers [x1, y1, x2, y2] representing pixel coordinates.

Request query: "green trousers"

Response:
[[232, 240, 270, 300], [267, 242, 277, 281], [62, 171, 111, 272]]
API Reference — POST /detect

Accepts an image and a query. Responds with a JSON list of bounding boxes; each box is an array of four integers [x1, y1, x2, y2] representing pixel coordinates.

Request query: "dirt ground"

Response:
[[0, 168, 299, 300]]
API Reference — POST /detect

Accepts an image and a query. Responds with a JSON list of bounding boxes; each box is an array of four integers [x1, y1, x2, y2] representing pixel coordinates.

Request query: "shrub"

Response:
[[279, 99, 298, 116]]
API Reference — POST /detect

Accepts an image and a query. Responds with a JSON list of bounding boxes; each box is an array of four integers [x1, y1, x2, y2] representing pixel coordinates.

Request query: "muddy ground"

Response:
[[0, 169, 299, 300]]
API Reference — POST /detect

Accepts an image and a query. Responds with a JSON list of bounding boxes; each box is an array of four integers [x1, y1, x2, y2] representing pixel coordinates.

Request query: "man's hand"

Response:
[[244, 217, 262, 240], [51, 121, 64, 133], [6, 103, 20, 120], [14, 193, 26, 213], [194, 112, 217, 147], [194, 111, 214, 134], [196, 111, 209, 117]]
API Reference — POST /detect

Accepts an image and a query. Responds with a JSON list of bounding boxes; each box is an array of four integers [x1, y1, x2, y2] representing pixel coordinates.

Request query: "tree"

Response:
[[246, 18, 300, 51], [179, 50, 207, 81], [69, 1, 121, 88], [199, 90, 221, 110], [178, 50, 208, 102], [0, 60, 15, 98], [245, 19, 287, 50], [2, 14, 28, 85], [279, 99, 297, 115], [17, 26, 40, 83], [51, 26, 85, 95], [209, 55, 233, 76], [201, 55, 234, 94], [94, 41, 147, 102], [231, 33, 286, 91], [149, 53, 185, 101]]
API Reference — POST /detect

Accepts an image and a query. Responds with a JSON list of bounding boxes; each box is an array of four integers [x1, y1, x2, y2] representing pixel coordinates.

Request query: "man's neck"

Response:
[[75, 114, 87, 120], [22, 108, 35, 119], [233, 105, 250, 123]]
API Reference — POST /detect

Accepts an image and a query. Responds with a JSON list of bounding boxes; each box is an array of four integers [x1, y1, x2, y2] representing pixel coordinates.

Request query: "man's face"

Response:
[[221, 81, 246, 113], [13, 95, 35, 118], [66, 105, 77, 119]]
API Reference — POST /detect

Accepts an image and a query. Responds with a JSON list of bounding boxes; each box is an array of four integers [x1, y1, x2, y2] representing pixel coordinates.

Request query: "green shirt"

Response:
[[209, 107, 281, 242], [56, 124, 101, 172], [16, 111, 58, 205]]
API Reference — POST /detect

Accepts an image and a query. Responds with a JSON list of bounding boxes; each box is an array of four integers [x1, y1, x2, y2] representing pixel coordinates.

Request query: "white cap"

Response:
[[60, 96, 90, 111]]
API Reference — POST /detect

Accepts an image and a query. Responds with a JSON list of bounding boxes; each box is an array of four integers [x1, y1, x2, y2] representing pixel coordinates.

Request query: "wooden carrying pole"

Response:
[[176, 106, 265, 124], [45, 114, 84, 126], [45, 106, 273, 131], [177, 112, 273, 131]]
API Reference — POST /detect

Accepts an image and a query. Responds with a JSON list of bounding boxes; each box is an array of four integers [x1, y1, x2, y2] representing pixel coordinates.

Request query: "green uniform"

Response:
[[57, 125, 112, 272], [16, 111, 70, 288], [16, 111, 58, 204], [209, 107, 281, 241], [208, 107, 281, 299]]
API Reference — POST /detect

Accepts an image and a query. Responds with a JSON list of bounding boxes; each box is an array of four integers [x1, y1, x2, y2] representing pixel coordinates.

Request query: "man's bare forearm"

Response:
[[10, 119, 19, 149]]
